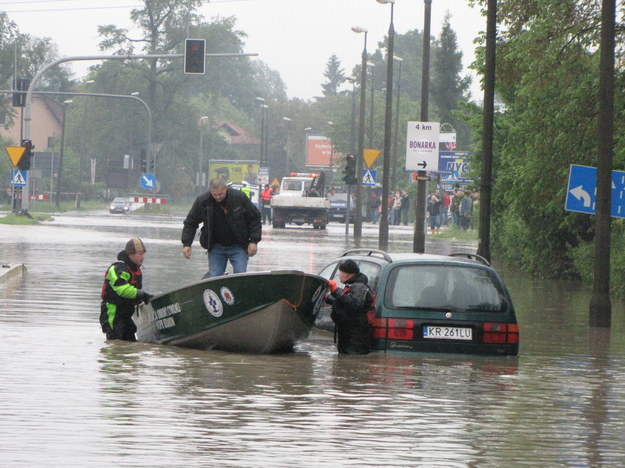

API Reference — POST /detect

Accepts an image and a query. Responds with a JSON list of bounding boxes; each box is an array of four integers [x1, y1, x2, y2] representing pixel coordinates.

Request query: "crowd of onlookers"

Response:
[[365, 187, 477, 231]]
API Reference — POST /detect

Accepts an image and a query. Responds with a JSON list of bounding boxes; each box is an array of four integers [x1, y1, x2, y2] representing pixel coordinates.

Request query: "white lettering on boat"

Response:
[[155, 317, 176, 330], [149, 302, 182, 330]]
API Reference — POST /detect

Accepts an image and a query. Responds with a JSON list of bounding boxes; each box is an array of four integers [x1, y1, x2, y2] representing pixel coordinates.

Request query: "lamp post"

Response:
[[255, 97, 265, 165], [55, 99, 73, 207], [367, 61, 375, 149], [377, 0, 395, 250], [130, 91, 153, 175], [391, 55, 403, 191], [304, 127, 312, 169], [414, 0, 432, 253], [199, 116, 209, 186], [262, 104, 269, 169], [351, 25, 368, 239], [283, 116, 292, 174], [327, 121, 335, 171], [78, 79, 94, 189]]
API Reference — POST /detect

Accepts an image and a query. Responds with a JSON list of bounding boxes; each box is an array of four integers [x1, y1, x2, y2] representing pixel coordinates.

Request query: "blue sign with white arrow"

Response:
[[565, 164, 625, 218], [140, 173, 157, 191]]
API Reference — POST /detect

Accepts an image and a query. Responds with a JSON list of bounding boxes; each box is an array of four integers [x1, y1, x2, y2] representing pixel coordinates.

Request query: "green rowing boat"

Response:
[[134, 270, 328, 353]]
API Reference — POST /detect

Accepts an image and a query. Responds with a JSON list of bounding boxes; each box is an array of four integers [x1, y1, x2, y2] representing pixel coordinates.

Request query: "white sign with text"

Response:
[[405, 121, 440, 172]]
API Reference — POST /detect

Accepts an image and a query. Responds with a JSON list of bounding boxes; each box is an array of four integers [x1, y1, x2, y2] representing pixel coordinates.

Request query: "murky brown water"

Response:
[[1, 212, 625, 467]]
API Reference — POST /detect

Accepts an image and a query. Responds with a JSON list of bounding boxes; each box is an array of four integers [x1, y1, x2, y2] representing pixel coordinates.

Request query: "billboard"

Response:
[[306, 135, 332, 167], [209, 160, 259, 184]]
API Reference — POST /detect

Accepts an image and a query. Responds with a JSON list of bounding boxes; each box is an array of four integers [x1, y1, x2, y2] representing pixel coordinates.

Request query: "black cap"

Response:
[[338, 259, 359, 275]]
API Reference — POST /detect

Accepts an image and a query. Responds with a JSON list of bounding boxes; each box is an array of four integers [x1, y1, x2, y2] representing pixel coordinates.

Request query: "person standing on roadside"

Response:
[[260, 184, 273, 225], [100, 238, 153, 341], [325, 260, 374, 355], [181, 178, 262, 278]]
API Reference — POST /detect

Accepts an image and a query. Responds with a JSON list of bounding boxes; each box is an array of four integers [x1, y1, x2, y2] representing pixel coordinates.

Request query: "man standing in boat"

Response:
[[181, 177, 262, 277], [100, 238, 153, 341], [325, 260, 374, 355]]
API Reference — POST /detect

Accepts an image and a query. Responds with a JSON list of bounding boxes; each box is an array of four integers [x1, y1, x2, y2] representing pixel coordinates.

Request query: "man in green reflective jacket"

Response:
[[100, 238, 153, 341]]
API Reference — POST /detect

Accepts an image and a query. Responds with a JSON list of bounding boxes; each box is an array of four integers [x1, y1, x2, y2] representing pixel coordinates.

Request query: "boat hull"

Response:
[[134, 270, 328, 353]]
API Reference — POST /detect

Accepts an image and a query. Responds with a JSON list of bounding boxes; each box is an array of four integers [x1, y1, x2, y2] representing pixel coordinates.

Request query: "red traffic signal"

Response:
[[184, 39, 206, 74]]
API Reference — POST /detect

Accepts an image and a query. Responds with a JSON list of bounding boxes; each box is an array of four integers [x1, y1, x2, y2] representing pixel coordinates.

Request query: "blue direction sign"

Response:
[[362, 169, 377, 187], [10, 169, 27, 186], [139, 173, 157, 191], [565, 164, 625, 218]]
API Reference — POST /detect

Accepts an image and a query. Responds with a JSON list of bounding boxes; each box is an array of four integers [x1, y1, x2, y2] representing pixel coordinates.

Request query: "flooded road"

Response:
[[1, 212, 625, 467]]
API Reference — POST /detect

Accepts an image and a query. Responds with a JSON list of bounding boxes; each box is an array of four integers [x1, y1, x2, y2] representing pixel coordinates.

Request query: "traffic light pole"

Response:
[[21, 52, 256, 210]]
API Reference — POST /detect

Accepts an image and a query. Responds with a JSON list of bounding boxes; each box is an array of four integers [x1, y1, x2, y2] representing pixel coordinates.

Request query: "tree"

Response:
[[321, 55, 345, 96], [431, 12, 472, 148]]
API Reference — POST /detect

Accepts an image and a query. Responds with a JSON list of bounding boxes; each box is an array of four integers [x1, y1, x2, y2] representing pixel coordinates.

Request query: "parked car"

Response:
[[109, 197, 131, 214], [328, 192, 354, 223], [316, 249, 519, 356]]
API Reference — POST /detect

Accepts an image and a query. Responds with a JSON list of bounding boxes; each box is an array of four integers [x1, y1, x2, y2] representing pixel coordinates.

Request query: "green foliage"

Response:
[[467, 0, 625, 287]]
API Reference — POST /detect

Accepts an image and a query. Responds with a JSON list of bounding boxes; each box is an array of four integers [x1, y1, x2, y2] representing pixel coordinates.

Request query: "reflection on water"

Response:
[[1, 215, 625, 466]]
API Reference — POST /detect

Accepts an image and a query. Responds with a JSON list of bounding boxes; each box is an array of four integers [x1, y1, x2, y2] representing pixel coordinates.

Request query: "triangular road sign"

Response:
[[5, 146, 26, 167], [363, 149, 382, 168]]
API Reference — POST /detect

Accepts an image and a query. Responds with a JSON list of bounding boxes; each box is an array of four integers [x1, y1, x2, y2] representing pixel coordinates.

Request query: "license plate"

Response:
[[423, 326, 472, 340]]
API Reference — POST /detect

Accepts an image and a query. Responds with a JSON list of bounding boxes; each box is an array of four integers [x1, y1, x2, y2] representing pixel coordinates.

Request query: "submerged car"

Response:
[[109, 197, 131, 214], [316, 249, 519, 356]]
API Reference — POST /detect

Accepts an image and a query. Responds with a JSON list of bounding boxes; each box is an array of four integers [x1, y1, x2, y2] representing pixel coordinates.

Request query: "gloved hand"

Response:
[[137, 290, 153, 304], [328, 280, 338, 292]]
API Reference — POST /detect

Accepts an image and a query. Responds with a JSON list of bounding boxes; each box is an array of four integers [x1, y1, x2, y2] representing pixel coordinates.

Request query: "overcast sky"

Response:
[[4, 0, 486, 100]]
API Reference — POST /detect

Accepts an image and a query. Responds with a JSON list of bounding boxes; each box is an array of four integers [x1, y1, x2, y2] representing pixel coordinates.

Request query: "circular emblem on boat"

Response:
[[220, 286, 235, 305], [203, 289, 223, 317]]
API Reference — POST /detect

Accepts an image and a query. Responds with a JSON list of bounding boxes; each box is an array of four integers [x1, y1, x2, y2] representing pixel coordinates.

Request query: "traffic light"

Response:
[[343, 154, 357, 185], [17, 139, 33, 170], [12, 78, 29, 108], [140, 149, 147, 173], [184, 39, 206, 74]]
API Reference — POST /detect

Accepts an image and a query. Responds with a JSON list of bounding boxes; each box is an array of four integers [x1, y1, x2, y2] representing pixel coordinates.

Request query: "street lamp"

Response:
[[199, 116, 209, 186], [367, 61, 375, 149], [283, 117, 292, 173], [261, 104, 269, 168], [78, 79, 94, 189], [391, 55, 403, 191], [304, 127, 312, 169], [377, 0, 395, 250], [55, 99, 73, 207], [255, 97, 265, 165], [351, 25, 368, 238], [414, 0, 432, 253]]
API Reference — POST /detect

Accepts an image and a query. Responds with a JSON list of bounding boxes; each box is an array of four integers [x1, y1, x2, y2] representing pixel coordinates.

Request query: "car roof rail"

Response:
[[448, 252, 491, 266], [342, 249, 393, 263]]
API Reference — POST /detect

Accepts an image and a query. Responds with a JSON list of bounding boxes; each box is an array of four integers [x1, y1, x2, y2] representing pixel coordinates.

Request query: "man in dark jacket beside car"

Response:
[[181, 178, 262, 278], [325, 259, 374, 354]]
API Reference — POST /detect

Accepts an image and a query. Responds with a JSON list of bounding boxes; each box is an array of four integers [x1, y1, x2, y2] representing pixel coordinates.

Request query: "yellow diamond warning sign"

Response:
[[5, 146, 26, 167], [363, 149, 382, 169]]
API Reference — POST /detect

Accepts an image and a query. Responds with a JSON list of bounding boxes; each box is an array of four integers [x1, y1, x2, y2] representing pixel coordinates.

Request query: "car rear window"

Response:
[[385, 264, 507, 312]]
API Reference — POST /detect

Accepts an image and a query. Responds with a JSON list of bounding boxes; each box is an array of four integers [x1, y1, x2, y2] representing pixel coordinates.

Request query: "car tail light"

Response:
[[483, 322, 519, 344], [370, 316, 415, 340]]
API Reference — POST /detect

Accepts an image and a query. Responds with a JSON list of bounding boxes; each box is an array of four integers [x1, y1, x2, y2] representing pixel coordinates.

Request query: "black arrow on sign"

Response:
[[417, 161, 427, 168]]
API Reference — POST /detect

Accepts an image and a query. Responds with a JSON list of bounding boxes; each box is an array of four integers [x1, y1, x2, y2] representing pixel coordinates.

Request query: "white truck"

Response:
[[271, 173, 330, 229]]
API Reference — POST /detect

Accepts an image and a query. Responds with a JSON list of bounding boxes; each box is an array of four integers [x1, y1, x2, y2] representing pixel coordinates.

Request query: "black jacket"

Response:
[[181, 187, 262, 251], [326, 272, 373, 354]]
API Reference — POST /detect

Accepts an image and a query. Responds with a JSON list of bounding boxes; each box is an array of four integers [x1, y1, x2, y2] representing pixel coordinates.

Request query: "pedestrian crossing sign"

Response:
[[10, 169, 27, 186], [362, 169, 377, 187]]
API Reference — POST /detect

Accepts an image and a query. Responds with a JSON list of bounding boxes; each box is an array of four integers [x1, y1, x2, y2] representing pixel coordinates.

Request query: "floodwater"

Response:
[[1, 212, 625, 467]]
